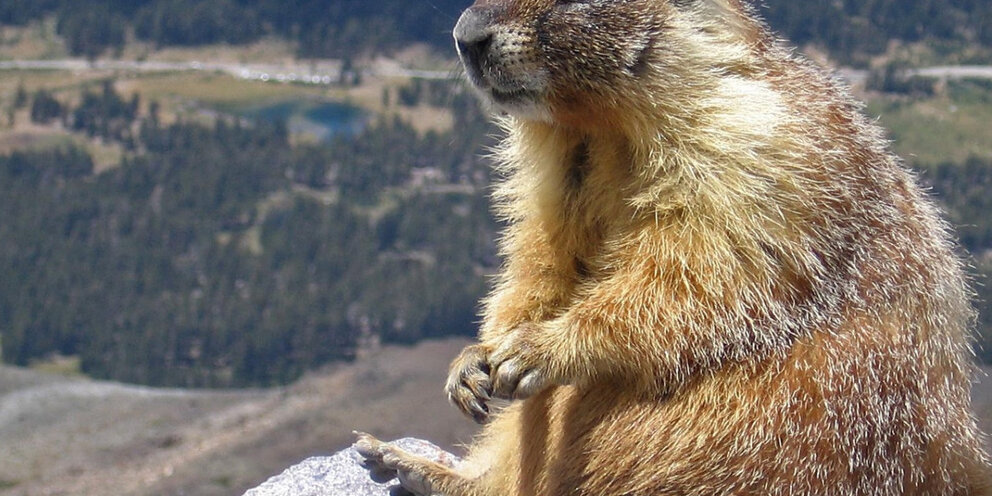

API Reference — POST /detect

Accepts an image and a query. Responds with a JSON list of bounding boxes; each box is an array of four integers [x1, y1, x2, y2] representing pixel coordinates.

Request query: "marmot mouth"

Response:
[[489, 87, 540, 105]]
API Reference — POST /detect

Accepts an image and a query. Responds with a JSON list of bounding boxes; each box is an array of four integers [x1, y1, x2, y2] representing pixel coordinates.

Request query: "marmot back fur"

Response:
[[356, 0, 992, 494]]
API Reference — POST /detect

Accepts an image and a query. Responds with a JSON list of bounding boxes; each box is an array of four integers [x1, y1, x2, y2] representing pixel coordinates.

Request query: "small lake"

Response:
[[236, 100, 367, 140]]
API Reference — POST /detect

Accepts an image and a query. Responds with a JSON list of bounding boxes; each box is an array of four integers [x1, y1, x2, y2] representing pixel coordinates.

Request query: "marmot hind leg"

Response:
[[353, 432, 480, 496]]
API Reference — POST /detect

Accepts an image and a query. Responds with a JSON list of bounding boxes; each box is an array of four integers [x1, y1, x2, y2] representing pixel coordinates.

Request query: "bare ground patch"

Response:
[[0, 338, 477, 496]]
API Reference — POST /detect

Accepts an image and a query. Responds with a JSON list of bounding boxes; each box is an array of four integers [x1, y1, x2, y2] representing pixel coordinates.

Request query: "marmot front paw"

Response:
[[446, 330, 555, 422], [353, 432, 435, 496], [488, 327, 552, 401], [445, 344, 494, 423]]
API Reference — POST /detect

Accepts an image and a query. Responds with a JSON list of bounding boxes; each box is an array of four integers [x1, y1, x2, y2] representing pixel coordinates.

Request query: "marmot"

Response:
[[356, 0, 992, 494]]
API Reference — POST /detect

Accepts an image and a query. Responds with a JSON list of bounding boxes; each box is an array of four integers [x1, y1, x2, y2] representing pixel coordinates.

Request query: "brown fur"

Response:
[[356, 0, 992, 494]]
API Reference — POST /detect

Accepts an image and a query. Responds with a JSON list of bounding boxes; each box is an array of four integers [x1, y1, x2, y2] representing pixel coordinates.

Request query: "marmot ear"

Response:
[[686, 0, 764, 44]]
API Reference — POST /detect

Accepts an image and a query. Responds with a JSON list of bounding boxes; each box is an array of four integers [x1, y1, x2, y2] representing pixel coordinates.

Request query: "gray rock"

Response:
[[244, 438, 459, 496]]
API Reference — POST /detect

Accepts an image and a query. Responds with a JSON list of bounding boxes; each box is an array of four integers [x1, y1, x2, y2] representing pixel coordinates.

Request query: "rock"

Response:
[[243, 438, 460, 496]]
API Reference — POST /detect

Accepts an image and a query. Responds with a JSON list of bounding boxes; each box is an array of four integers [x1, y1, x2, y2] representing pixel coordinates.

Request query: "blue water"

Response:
[[239, 100, 367, 140]]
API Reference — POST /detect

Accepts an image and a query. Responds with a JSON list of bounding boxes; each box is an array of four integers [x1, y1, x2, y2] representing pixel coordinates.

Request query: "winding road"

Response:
[[3, 58, 989, 86], [0, 58, 455, 84]]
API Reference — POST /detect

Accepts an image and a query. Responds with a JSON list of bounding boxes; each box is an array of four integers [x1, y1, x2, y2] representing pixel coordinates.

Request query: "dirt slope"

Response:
[[0, 339, 478, 496]]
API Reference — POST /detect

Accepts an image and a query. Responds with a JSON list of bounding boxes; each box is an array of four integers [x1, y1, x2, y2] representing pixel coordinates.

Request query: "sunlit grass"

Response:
[[0, 126, 74, 155], [866, 80, 992, 165], [122, 72, 328, 107], [29, 354, 83, 377], [124, 36, 297, 64], [0, 70, 105, 99], [86, 138, 124, 173], [0, 17, 67, 60]]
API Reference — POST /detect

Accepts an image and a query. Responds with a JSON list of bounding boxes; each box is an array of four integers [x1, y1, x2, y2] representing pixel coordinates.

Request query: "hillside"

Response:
[[0, 339, 478, 496], [0, 72, 498, 387]]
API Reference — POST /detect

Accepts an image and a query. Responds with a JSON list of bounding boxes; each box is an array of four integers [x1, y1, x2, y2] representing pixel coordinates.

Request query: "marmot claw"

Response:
[[445, 344, 494, 423]]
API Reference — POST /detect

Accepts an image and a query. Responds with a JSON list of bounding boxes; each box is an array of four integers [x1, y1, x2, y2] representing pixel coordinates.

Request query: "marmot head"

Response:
[[454, 0, 769, 129]]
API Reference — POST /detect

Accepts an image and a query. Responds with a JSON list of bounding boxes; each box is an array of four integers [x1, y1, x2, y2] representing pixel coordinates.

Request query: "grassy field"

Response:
[[0, 17, 456, 131], [0, 64, 455, 144], [0, 18, 66, 60], [119, 72, 329, 108], [123, 37, 298, 65], [0, 69, 112, 102], [865, 79, 992, 165], [0, 107, 124, 171], [0, 66, 456, 173]]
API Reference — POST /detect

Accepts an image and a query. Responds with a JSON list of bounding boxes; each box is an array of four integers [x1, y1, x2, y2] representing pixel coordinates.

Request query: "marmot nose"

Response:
[[455, 33, 493, 78], [454, 7, 498, 83]]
